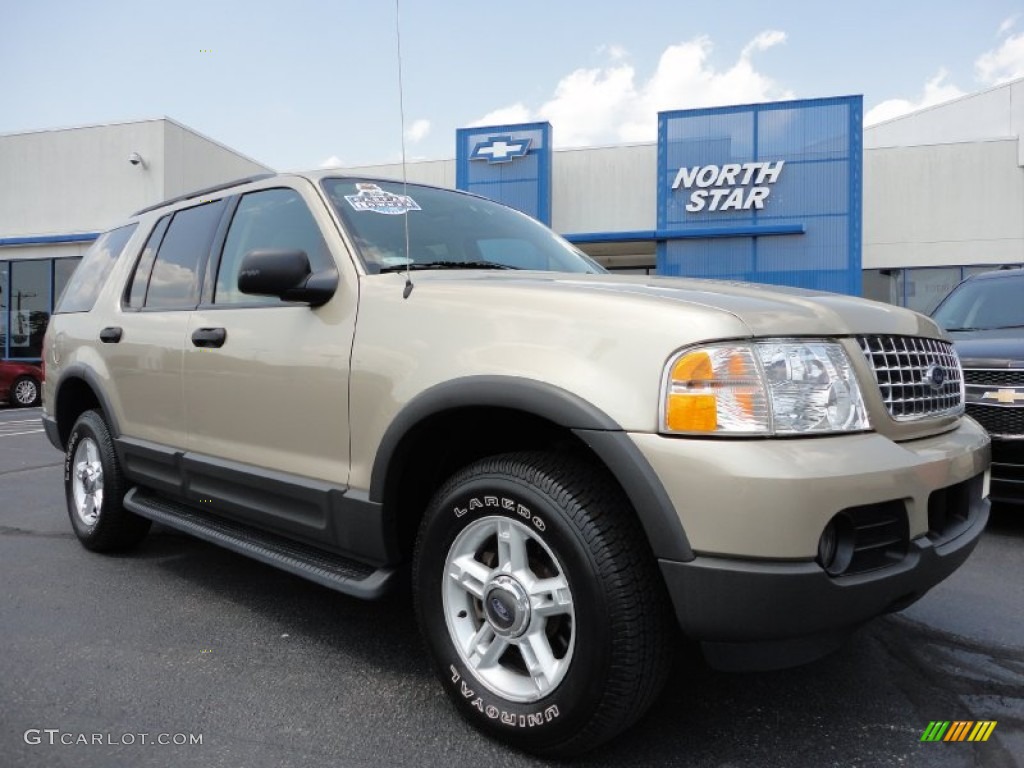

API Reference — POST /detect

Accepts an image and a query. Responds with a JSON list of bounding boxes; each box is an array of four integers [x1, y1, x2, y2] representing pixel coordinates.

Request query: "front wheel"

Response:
[[413, 452, 672, 757]]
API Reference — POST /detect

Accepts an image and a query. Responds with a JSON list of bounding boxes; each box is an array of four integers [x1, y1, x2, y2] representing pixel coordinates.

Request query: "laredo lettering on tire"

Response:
[[65, 409, 151, 552], [413, 451, 672, 757]]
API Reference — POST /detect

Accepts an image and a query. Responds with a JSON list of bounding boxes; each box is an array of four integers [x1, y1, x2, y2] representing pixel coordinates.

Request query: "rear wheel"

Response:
[[413, 451, 672, 757], [65, 409, 150, 552]]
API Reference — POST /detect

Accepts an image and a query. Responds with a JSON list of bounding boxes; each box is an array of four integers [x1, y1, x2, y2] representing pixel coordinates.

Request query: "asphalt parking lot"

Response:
[[1, 405, 1022, 768]]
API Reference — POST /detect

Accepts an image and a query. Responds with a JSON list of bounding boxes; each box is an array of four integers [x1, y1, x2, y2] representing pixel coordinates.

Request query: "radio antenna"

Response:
[[395, 0, 414, 299]]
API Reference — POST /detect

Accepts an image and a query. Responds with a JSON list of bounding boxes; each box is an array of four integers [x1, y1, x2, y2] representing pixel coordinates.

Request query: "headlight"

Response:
[[661, 340, 870, 436]]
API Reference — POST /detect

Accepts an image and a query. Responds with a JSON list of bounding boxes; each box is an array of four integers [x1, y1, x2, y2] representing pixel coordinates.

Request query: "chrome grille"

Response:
[[967, 404, 1024, 438], [857, 336, 964, 421], [963, 369, 1024, 387]]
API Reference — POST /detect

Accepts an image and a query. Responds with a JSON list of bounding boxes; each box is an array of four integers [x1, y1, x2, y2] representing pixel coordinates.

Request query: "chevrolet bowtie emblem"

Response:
[[470, 136, 532, 164], [981, 388, 1024, 404]]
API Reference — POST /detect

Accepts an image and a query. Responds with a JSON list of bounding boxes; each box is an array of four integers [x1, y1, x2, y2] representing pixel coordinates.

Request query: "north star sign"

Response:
[[470, 135, 532, 164], [672, 160, 785, 212]]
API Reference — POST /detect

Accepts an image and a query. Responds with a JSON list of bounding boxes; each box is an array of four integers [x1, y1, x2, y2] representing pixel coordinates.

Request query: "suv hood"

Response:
[[404, 271, 941, 338], [946, 330, 1024, 367]]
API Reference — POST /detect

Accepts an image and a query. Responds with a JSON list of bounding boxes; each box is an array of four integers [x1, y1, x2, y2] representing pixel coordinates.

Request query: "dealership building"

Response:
[[2, 77, 1024, 362]]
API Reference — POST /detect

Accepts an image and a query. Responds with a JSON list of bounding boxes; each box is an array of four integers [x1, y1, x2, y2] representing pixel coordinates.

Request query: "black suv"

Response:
[[933, 268, 1024, 505]]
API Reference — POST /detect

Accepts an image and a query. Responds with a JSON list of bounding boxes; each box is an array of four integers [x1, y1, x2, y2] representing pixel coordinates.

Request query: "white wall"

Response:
[[864, 139, 1024, 268], [866, 77, 1024, 165], [0, 119, 272, 249], [0, 121, 166, 238], [163, 120, 271, 199], [551, 144, 655, 234]]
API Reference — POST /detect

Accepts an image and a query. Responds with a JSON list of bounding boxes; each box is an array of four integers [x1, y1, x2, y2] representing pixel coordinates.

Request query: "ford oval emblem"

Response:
[[490, 596, 512, 624], [924, 363, 946, 392]]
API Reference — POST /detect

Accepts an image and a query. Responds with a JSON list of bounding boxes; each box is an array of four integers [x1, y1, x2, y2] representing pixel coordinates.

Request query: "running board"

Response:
[[124, 488, 394, 599]]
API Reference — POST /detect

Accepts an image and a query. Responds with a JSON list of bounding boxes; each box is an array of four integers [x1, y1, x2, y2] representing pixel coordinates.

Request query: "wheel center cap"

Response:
[[483, 575, 531, 638], [79, 467, 98, 492]]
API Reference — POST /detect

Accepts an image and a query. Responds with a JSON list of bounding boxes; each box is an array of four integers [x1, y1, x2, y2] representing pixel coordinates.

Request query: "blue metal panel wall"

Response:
[[657, 96, 862, 295], [455, 122, 552, 225]]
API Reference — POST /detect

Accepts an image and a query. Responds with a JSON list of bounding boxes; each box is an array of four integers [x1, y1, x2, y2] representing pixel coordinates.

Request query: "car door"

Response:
[[181, 183, 357, 545], [109, 201, 227, 450]]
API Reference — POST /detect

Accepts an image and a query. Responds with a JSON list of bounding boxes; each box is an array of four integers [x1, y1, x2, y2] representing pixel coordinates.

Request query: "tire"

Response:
[[413, 451, 672, 757], [65, 409, 151, 552], [11, 375, 40, 407]]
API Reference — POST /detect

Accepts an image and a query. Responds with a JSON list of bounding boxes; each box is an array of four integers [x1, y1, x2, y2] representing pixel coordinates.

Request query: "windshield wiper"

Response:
[[379, 260, 516, 273]]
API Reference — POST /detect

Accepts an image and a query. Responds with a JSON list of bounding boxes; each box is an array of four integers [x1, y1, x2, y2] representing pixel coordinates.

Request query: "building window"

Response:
[[8, 260, 51, 359], [0, 265, 7, 358], [0, 256, 83, 361], [862, 269, 903, 305]]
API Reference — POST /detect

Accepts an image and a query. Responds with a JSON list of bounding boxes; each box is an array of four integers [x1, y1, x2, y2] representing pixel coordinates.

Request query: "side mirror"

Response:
[[238, 249, 338, 307]]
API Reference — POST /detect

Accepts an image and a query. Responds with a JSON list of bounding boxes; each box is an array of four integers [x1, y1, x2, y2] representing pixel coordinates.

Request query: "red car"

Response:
[[0, 361, 42, 407]]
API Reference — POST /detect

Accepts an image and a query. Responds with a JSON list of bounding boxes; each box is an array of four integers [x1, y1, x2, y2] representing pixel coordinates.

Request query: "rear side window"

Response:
[[136, 200, 226, 310], [55, 224, 138, 313]]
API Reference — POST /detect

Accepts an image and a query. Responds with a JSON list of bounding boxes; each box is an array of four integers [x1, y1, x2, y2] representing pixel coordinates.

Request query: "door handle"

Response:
[[191, 327, 227, 348], [99, 327, 123, 343]]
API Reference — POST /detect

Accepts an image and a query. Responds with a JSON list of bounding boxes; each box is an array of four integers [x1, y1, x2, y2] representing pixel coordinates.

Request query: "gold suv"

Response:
[[42, 173, 990, 757]]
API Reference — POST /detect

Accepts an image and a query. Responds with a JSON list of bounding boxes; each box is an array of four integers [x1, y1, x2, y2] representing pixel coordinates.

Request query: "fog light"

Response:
[[817, 514, 854, 576], [817, 523, 837, 569]]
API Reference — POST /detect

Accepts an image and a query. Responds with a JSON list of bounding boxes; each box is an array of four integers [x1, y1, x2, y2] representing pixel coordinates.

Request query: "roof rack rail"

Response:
[[131, 173, 276, 216]]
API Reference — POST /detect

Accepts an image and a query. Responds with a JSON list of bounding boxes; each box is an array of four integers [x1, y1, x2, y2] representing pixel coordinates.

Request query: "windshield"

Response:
[[322, 178, 603, 275], [932, 272, 1024, 330]]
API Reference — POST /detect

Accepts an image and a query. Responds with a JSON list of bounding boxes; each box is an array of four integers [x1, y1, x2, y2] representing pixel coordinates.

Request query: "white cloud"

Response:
[[470, 32, 791, 147], [320, 155, 343, 168], [976, 30, 1024, 84], [405, 118, 430, 143], [864, 69, 965, 125], [596, 43, 628, 61], [468, 103, 533, 128], [863, 19, 1024, 127], [538, 62, 637, 145], [741, 29, 787, 58]]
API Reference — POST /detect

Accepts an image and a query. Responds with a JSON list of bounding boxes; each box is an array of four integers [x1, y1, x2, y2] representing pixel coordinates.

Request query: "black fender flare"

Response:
[[368, 376, 694, 562], [50, 364, 123, 446]]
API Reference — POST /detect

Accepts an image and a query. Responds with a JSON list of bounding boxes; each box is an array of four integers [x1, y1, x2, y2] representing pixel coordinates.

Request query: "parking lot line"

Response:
[[0, 421, 44, 437]]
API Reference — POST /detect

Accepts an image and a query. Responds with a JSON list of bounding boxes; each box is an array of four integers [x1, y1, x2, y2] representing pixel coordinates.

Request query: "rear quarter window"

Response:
[[55, 224, 138, 313]]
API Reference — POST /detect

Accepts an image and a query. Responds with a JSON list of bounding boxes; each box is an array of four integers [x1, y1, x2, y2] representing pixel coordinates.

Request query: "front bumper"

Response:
[[630, 420, 991, 668], [660, 488, 987, 668], [989, 436, 1024, 505]]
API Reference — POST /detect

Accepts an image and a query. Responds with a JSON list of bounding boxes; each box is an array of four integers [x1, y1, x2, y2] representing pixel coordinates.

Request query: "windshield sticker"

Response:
[[344, 183, 421, 215]]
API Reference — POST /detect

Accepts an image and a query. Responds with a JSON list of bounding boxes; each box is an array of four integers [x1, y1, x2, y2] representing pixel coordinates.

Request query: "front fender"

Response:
[[368, 375, 694, 562]]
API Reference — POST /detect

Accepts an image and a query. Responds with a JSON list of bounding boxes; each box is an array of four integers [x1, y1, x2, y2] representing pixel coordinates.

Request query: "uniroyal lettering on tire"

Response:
[[413, 451, 672, 758]]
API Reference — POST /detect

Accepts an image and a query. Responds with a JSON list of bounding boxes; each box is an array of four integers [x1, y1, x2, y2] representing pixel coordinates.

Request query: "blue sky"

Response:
[[3, 0, 1023, 170]]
